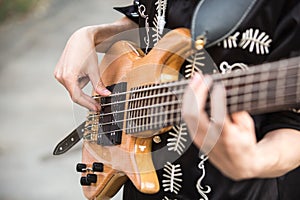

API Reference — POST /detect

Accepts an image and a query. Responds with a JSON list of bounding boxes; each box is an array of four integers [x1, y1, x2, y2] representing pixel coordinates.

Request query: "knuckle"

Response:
[[53, 70, 60, 80], [70, 92, 80, 103]]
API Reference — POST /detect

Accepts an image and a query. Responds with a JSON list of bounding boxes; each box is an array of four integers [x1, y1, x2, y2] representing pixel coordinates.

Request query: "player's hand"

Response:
[[182, 73, 257, 180], [54, 27, 111, 111]]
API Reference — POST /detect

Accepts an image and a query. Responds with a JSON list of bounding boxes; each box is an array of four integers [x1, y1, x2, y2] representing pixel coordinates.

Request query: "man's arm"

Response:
[[54, 17, 138, 111], [182, 73, 300, 180]]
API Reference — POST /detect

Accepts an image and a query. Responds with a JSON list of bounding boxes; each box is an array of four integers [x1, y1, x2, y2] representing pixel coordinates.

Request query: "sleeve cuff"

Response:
[[114, 5, 139, 24]]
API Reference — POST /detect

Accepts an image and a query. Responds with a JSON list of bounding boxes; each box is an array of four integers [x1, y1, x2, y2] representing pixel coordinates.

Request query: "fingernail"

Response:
[[101, 88, 111, 95]]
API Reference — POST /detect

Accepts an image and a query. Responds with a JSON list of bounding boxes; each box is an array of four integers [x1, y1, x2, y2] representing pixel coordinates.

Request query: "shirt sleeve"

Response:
[[113, 0, 139, 24], [253, 111, 300, 140]]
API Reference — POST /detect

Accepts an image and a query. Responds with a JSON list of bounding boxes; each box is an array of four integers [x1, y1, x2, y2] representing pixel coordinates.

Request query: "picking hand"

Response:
[[54, 27, 111, 111]]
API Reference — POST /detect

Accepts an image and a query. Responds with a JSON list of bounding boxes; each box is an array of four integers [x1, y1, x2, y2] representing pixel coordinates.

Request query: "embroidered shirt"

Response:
[[115, 0, 300, 199]]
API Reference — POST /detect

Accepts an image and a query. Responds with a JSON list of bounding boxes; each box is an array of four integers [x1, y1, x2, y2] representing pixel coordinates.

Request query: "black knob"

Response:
[[76, 163, 87, 172], [93, 162, 104, 172], [87, 174, 97, 183], [80, 177, 91, 186]]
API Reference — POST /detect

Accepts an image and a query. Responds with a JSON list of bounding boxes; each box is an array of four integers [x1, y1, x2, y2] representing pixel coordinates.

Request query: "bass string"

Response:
[[92, 64, 299, 109], [84, 86, 299, 134], [87, 80, 299, 120]]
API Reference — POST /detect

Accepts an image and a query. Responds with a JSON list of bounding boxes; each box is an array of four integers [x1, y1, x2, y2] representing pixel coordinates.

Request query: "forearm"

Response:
[[253, 128, 300, 178], [84, 17, 139, 51]]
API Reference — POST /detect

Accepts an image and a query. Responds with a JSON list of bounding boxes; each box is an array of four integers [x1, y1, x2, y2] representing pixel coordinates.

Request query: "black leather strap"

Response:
[[53, 122, 85, 155], [191, 0, 258, 48]]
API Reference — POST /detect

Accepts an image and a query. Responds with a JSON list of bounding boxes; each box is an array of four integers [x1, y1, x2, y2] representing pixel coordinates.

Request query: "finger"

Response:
[[192, 74, 213, 123], [72, 87, 100, 111], [202, 83, 228, 154], [231, 111, 255, 132], [87, 53, 111, 96], [210, 83, 228, 127], [65, 77, 100, 111], [182, 73, 213, 146], [182, 73, 212, 119], [54, 63, 65, 85], [77, 76, 90, 89]]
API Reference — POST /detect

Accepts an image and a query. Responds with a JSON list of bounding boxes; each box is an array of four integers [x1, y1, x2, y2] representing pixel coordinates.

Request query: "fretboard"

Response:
[[126, 56, 300, 134]]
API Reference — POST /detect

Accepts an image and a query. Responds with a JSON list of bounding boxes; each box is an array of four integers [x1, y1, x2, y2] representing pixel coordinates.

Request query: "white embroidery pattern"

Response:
[[185, 50, 206, 78], [196, 154, 211, 200], [152, 0, 168, 45], [163, 196, 177, 200], [219, 61, 249, 74], [138, 4, 150, 53], [162, 162, 183, 194], [239, 28, 272, 55], [291, 108, 300, 113], [220, 32, 240, 49], [167, 123, 188, 155]]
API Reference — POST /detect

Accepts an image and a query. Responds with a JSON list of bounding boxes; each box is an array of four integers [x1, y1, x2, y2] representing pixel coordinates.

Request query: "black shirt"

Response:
[[115, 0, 300, 199]]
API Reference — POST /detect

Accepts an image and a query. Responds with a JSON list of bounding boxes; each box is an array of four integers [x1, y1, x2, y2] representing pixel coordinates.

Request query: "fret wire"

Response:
[[143, 86, 150, 127], [149, 86, 154, 128], [87, 81, 299, 122], [90, 80, 189, 101], [225, 77, 298, 100], [85, 109, 182, 138], [90, 61, 300, 104], [85, 85, 299, 135], [88, 88, 299, 137], [86, 107, 183, 132], [207, 86, 300, 114], [85, 58, 300, 134], [94, 66, 299, 110], [88, 90, 185, 119], [136, 86, 142, 132], [88, 100, 181, 120], [205, 82, 300, 110], [227, 94, 299, 114], [87, 83, 299, 131], [97, 88, 185, 108], [222, 70, 298, 91]]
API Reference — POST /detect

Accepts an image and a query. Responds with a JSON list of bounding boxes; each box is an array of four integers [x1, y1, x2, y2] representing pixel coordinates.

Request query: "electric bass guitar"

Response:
[[55, 28, 300, 200]]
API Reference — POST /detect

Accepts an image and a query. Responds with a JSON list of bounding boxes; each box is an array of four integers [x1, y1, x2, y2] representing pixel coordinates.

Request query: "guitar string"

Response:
[[83, 93, 298, 140], [86, 80, 299, 128], [86, 77, 299, 120], [83, 58, 300, 139], [91, 62, 299, 103], [87, 74, 296, 122], [86, 85, 299, 130], [83, 84, 299, 134], [91, 65, 299, 110]]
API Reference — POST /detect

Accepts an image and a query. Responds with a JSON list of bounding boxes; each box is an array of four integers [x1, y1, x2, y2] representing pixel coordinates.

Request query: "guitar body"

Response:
[[81, 28, 192, 199]]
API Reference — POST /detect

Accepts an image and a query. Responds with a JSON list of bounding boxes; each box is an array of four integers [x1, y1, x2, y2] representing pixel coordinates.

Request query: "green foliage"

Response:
[[0, 0, 39, 23]]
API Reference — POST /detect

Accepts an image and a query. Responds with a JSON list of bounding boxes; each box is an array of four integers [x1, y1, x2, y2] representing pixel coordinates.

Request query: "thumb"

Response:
[[231, 111, 255, 132], [89, 70, 111, 96]]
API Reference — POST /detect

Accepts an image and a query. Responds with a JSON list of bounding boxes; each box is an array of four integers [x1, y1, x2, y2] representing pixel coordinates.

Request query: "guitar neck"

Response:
[[211, 57, 300, 115], [126, 56, 300, 134]]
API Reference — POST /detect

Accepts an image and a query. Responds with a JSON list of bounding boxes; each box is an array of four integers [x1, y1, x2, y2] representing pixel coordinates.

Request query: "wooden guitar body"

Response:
[[81, 28, 192, 200]]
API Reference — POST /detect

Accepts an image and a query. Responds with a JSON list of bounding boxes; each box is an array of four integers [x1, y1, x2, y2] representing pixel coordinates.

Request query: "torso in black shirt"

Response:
[[116, 0, 300, 199]]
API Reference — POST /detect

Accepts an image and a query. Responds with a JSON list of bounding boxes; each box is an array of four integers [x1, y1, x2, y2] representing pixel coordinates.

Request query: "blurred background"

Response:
[[0, 0, 131, 199]]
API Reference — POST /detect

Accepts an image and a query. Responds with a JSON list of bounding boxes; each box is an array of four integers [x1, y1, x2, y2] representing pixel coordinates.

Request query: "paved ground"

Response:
[[0, 0, 131, 199]]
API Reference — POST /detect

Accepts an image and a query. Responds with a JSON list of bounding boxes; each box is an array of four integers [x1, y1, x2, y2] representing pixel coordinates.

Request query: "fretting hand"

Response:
[[182, 73, 270, 180]]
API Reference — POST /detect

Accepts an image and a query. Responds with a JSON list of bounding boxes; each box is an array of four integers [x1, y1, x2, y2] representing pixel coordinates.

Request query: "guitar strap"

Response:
[[191, 0, 258, 48], [53, 122, 85, 155]]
